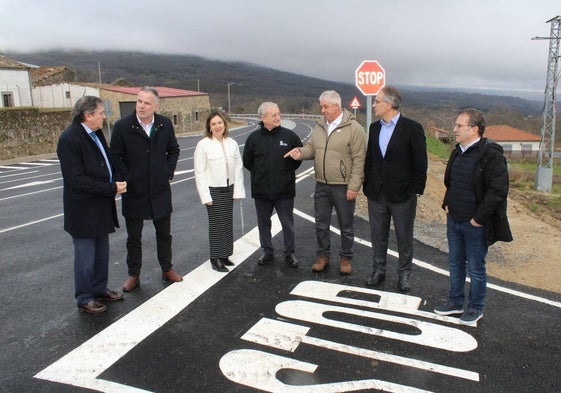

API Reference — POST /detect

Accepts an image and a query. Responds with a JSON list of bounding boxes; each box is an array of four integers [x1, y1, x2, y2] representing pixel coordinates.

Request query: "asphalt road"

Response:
[[1, 118, 560, 393]]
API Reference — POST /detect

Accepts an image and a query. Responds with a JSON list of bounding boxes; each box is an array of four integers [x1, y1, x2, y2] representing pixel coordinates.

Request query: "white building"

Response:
[[0, 54, 33, 107], [32, 83, 99, 108]]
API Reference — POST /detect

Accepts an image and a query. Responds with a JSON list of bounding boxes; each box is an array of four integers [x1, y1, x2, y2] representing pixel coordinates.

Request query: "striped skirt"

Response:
[[206, 185, 234, 259]]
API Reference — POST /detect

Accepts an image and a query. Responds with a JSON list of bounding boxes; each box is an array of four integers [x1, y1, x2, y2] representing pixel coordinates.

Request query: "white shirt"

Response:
[[460, 137, 481, 153], [194, 136, 245, 204], [326, 112, 343, 136], [137, 114, 154, 137]]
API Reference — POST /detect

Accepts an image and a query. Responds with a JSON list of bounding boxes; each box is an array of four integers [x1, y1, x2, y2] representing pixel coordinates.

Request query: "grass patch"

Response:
[[426, 136, 452, 159]]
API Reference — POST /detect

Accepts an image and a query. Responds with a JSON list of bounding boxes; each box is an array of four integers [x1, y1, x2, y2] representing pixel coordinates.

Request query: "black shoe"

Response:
[[221, 258, 235, 266], [257, 253, 274, 265], [398, 275, 411, 292], [210, 258, 229, 272], [284, 254, 299, 268], [366, 272, 385, 287]]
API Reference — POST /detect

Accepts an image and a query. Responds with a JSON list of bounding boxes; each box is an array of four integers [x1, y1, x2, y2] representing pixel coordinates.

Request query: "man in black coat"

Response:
[[110, 87, 182, 291], [363, 86, 428, 292], [58, 96, 127, 314], [434, 108, 512, 326], [243, 102, 302, 267]]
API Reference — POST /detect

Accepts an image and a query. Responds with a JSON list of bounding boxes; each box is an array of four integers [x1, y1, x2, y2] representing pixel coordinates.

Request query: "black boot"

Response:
[[221, 258, 235, 266], [210, 258, 229, 272]]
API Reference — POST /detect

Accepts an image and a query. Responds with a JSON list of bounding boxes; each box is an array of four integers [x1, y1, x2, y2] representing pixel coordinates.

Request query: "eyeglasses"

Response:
[[454, 123, 473, 129]]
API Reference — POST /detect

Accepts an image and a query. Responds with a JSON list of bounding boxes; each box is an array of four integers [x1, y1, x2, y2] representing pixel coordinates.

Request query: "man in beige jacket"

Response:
[[285, 90, 366, 274]]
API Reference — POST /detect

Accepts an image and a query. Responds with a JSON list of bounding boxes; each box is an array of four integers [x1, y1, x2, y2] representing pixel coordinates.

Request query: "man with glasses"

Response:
[[363, 85, 427, 292], [434, 108, 512, 326], [58, 96, 127, 313]]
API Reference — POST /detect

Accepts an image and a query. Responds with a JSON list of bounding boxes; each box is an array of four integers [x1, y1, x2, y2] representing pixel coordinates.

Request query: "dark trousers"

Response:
[[72, 235, 109, 305], [314, 182, 355, 259], [254, 197, 295, 256], [125, 215, 172, 276], [367, 192, 417, 277]]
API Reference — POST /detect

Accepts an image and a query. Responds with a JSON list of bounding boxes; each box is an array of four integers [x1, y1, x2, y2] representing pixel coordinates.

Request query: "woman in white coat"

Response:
[[194, 111, 245, 272]]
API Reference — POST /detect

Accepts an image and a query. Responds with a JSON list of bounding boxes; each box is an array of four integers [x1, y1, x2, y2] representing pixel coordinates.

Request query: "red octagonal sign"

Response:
[[355, 60, 386, 96]]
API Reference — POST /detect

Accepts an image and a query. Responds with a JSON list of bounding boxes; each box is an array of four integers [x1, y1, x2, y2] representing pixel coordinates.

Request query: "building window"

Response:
[[173, 114, 178, 126], [521, 144, 532, 152], [502, 144, 512, 152], [2, 92, 14, 107], [65, 91, 71, 99], [195, 111, 200, 122]]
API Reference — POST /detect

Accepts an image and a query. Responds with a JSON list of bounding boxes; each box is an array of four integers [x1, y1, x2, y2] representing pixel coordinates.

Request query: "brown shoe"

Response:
[[123, 276, 140, 292], [78, 300, 107, 314], [162, 269, 183, 282], [96, 289, 124, 301], [312, 255, 330, 272], [340, 256, 352, 275]]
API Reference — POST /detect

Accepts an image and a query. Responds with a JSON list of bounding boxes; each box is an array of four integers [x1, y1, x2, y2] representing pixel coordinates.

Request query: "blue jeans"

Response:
[[447, 215, 488, 311]]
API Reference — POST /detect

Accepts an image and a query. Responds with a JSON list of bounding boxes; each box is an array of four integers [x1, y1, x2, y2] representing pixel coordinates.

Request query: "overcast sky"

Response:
[[1, 0, 559, 99]]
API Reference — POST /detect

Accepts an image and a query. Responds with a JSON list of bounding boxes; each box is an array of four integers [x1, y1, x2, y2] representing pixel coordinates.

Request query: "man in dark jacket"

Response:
[[110, 86, 182, 291], [434, 108, 512, 327], [363, 86, 427, 292], [243, 102, 302, 267], [58, 96, 127, 314]]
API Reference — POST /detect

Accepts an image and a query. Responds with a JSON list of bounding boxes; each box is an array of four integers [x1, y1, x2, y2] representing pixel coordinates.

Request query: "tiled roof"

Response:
[[102, 86, 205, 97], [485, 125, 541, 142], [0, 54, 29, 69]]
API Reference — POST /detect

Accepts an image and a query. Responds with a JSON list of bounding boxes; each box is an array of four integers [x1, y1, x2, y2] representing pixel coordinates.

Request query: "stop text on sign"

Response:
[[357, 71, 384, 85]]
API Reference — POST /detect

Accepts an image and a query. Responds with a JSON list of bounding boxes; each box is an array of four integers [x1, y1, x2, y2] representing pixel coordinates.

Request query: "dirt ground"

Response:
[[356, 154, 561, 294]]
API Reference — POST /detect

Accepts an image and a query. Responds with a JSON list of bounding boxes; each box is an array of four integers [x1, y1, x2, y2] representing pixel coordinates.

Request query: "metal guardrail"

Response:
[[230, 113, 321, 121]]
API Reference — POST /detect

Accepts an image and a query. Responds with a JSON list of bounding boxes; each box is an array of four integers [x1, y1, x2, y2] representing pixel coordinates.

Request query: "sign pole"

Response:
[[366, 96, 372, 131]]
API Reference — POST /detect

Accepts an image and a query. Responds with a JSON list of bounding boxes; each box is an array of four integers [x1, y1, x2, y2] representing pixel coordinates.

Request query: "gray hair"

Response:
[[319, 90, 341, 107], [379, 86, 401, 109], [72, 96, 104, 123], [258, 102, 279, 118], [140, 86, 160, 103]]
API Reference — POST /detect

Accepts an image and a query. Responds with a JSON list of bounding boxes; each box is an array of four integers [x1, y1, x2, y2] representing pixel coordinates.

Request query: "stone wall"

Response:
[[0, 108, 72, 160]]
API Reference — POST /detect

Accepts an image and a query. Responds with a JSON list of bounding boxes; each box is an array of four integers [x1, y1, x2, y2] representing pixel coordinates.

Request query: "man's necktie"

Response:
[[90, 132, 113, 182]]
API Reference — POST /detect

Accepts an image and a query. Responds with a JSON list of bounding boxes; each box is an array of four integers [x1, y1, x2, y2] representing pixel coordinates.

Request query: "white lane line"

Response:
[[2, 178, 61, 190], [173, 169, 194, 175], [0, 170, 38, 179], [0, 186, 62, 202], [16, 162, 54, 166], [293, 208, 561, 310], [0, 214, 64, 234], [34, 216, 282, 392]]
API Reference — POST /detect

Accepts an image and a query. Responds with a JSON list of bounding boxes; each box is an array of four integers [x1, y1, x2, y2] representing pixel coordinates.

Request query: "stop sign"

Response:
[[355, 60, 386, 96]]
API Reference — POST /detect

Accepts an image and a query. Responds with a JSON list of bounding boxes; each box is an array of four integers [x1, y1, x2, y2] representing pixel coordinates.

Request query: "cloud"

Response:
[[0, 0, 558, 99]]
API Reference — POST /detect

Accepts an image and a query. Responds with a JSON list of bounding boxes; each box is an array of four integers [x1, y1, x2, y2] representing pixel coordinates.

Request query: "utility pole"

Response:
[[533, 16, 560, 192]]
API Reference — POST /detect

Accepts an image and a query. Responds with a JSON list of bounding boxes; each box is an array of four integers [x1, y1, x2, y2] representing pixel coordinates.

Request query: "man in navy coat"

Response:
[[57, 96, 127, 314], [363, 86, 427, 292]]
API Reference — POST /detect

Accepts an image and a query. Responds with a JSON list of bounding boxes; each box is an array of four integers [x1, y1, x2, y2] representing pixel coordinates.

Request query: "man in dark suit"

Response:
[[110, 86, 182, 292], [57, 96, 127, 314], [363, 86, 427, 292]]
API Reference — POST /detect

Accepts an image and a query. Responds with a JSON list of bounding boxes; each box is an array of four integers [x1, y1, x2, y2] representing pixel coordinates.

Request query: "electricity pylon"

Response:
[[533, 16, 560, 192]]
